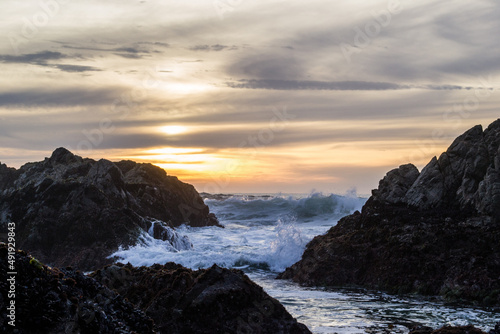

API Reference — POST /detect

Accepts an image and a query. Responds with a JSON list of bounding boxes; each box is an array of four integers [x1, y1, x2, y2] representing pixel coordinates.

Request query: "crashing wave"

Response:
[[205, 192, 366, 222], [147, 219, 193, 251]]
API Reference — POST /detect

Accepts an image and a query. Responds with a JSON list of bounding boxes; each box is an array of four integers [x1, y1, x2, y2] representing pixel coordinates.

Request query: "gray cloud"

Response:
[[433, 51, 500, 77], [227, 79, 407, 90], [225, 79, 467, 91], [0, 50, 99, 73], [114, 47, 143, 54], [188, 44, 236, 51], [62, 44, 149, 53], [89, 125, 432, 151], [113, 47, 151, 59], [61, 44, 152, 59], [354, 1, 500, 82], [0, 51, 66, 63], [158, 90, 453, 125], [95, 133, 170, 149], [51, 64, 101, 72], [114, 53, 144, 59], [226, 53, 304, 80], [0, 87, 123, 107], [1, 0, 499, 193], [137, 42, 170, 47], [175, 127, 426, 149]]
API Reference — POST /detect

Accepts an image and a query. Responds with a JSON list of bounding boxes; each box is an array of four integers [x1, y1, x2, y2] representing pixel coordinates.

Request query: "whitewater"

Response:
[[111, 193, 499, 333]]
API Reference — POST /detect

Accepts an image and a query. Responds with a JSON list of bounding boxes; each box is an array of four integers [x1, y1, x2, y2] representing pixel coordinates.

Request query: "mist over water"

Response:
[[110, 193, 499, 333]]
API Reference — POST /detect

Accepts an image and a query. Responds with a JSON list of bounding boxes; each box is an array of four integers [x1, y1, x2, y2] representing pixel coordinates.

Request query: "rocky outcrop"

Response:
[[373, 119, 500, 217], [372, 163, 420, 204], [0, 163, 18, 191], [0, 244, 310, 334], [90, 263, 311, 334], [280, 119, 500, 305], [0, 244, 155, 333], [409, 323, 500, 334], [0, 148, 219, 270], [409, 325, 488, 334]]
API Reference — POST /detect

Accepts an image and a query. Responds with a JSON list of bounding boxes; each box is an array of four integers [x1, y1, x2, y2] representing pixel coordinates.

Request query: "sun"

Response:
[[161, 125, 187, 135]]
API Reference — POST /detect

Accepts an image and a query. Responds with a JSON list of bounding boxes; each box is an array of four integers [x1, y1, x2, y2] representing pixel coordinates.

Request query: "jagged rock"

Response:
[[90, 263, 311, 334], [404, 156, 446, 209], [404, 119, 500, 216], [409, 325, 487, 334], [114, 159, 218, 227], [280, 120, 500, 306], [372, 163, 420, 204], [0, 244, 154, 333], [147, 220, 193, 250], [0, 148, 220, 271], [373, 119, 500, 216], [0, 163, 18, 190], [0, 244, 310, 333], [409, 325, 435, 334], [475, 145, 500, 219]]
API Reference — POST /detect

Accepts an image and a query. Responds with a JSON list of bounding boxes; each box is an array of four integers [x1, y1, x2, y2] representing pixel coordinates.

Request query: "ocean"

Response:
[[111, 193, 499, 333]]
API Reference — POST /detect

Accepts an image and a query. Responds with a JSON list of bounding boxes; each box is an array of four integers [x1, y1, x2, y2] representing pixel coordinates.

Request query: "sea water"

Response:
[[111, 193, 499, 333]]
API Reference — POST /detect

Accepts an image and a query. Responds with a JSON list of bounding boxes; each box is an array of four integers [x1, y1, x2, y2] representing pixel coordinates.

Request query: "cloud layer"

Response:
[[0, 0, 499, 193], [225, 79, 470, 91]]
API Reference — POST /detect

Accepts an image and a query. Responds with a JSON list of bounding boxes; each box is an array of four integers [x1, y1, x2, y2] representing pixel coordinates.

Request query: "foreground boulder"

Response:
[[90, 263, 311, 334], [0, 244, 310, 334], [0, 148, 219, 270], [0, 244, 154, 333], [280, 119, 500, 306]]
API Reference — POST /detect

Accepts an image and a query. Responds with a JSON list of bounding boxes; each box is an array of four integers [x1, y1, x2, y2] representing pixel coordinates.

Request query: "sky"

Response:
[[0, 0, 499, 195]]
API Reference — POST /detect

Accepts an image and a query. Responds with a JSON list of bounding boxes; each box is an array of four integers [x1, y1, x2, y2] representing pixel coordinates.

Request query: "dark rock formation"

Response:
[[0, 244, 310, 333], [0, 148, 219, 271], [90, 262, 311, 334], [372, 163, 420, 205], [402, 122, 500, 215], [409, 324, 489, 334], [491, 322, 500, 334], [280, 119, 500, 305], [375, 119, 500, 216], [0, 244, 154, 333]]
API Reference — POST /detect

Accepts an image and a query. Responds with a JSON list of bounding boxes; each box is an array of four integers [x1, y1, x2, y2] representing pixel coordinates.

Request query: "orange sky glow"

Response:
[[1, 0, 499, 195]]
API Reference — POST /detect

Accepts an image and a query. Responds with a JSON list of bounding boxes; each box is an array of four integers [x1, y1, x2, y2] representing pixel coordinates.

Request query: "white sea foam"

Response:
[[109, 192, 499, 333], [111, 219, 193, 267], [111, 193, 358, 271], [147, 219, 192, 251], [266, 217, 306, 271]]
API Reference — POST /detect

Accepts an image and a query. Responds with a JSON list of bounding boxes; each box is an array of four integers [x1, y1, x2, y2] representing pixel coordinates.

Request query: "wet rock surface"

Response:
[[409, 323, 500, 334], [0, 148, 220, 271], [280, 120, 500, 306], [0, 244, 310, 334], [0, 244, 154, 334], [90, 262, 311, 334]]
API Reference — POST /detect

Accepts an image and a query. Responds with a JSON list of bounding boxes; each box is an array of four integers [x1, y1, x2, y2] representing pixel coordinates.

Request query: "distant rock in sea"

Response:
[[0, 244, 311, 334], [0, 148, 220, 271], [279, 119, 500, 306]]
